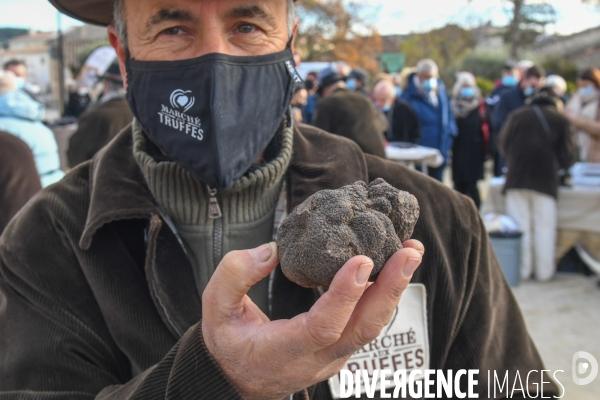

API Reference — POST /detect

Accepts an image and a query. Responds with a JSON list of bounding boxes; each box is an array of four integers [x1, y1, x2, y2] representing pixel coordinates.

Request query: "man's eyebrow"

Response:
[[224, 5, 277, 29], [146, 8, 198, 30]]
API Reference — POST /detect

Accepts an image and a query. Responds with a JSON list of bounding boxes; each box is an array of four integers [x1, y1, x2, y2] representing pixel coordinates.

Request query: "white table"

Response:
[[482, 177, 600, 272], [385, 143, 443, 175]]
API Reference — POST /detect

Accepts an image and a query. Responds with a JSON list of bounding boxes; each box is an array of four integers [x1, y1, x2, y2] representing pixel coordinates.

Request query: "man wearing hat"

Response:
[[313, 65, 387, 158], [67, 62, 133, 167], [0, 0, 556, 399]]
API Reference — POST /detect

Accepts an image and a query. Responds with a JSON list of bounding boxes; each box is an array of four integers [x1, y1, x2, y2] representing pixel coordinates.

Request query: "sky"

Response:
[[0, 0, 599, 36]]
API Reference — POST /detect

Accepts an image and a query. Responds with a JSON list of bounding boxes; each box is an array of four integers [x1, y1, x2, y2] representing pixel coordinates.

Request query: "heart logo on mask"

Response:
[[170, 89, 195, 113]]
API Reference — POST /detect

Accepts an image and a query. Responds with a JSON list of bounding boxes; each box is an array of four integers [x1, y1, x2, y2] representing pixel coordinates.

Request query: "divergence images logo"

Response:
[[572, 351, 598, 386], [170, 89, 195, 113]]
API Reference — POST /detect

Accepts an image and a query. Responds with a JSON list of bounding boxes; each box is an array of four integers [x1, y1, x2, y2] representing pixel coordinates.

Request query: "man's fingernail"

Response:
[[251, 243, 272, 262], [403, 258, 421, 278], [356, 262, 374, 284]]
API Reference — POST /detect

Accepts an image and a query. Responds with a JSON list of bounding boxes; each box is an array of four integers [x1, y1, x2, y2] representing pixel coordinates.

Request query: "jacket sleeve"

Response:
[[446, 97, 458, 138], [393, 101, 421, 144], [492, 95, 510, 135], [0, 200, 242, 399], [558, 119, 577, 170], [408, 103, 422, 144], [497, 113, 514, 157]]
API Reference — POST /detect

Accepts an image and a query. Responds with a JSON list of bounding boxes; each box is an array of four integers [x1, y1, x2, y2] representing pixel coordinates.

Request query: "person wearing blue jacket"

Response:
[[401, 59, 457, 181], [0, 71, 64, 188]]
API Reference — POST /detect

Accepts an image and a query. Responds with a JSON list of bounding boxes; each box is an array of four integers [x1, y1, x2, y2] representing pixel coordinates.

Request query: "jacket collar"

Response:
[[79, 125, 158, 250]]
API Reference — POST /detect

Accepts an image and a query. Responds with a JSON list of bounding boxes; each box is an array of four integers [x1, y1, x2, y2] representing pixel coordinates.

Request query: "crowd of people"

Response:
[[287, 58, 600, 282]]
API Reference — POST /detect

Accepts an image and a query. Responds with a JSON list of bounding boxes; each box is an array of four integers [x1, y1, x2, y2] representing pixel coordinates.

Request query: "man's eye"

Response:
[[237, 24, 257, 34], [162, 27, 185, 36]]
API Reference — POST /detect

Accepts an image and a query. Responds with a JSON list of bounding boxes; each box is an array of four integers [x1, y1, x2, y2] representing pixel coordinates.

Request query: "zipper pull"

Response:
[[207, 186, 222, 219]]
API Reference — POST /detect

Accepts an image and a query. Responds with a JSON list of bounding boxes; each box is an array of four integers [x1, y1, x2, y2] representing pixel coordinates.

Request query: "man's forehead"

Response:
[[125, 0, 281, 18], [48, 0, 292, 29], [122, 0, 285, 30]]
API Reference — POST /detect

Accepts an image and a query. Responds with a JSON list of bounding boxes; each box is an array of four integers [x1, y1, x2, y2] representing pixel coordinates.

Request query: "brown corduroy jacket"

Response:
[[0, 130, 41, 234], [499, 98, 576, 199], [0, 123, 555, 399]]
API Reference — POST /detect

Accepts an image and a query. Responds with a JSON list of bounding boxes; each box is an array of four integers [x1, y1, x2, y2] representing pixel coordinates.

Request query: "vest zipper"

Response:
[[207, 186, 223, 269]]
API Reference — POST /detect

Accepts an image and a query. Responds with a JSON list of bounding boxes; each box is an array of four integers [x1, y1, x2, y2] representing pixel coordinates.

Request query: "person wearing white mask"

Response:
[[566, 67, 600, 163], [3, 59, 28, 91], [3, 59, 41, 99], [400, 59, 457, 181]]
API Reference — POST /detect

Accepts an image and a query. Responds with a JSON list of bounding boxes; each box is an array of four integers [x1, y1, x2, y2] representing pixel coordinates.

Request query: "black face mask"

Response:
[[125, 47, 301, 190]]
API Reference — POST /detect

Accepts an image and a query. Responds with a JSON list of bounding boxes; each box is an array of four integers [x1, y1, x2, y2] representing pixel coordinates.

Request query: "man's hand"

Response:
[[202, 240, 423, 400]]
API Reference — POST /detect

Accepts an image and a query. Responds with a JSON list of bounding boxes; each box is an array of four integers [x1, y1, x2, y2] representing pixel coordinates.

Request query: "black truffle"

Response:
[[278, 178, 420, 288]]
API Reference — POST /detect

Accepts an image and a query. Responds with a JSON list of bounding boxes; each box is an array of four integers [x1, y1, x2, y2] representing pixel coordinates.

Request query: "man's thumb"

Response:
[[202, 243, 279, 321]]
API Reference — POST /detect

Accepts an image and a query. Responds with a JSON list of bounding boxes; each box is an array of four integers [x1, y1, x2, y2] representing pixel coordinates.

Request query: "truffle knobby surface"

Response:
[[278, 178, 420, 288]]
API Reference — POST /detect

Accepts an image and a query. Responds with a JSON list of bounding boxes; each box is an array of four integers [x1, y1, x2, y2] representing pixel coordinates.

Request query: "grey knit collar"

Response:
[[132, 118, 293, 226]]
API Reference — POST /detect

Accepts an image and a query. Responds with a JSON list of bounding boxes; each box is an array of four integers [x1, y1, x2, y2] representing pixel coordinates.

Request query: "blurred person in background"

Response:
[[302, 71, 319, 124], [290, 84, 308, 124], [313, 66, 387, 157], [488, 61, 521, 106], [373, 79, 421, 144], [305, 71, 318, 82], [347, 69, 369, 97], [486, 61, 519, 169], [499, 75, 576, 282], [492, 64, 545, 176], [544, 75, 567, 111], [335, 61, 352, 77], [401, 59, 457, 181], [0, 71, 64, 187], [64, 82, 92, 118], [3, 60, 27, 85], [67, 63, 133, 168], [301, 79, 316, 122], [451, 72, 488, 209], [392, 73, 404, 98], [3, 59, 41, 100], [0, 130, 41, 234], [566, 67, 600, 163]]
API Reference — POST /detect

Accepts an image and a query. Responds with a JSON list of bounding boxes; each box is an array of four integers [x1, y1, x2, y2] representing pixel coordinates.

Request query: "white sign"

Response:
[[84, 46, 117, 75], [329, 284, 429, 399]]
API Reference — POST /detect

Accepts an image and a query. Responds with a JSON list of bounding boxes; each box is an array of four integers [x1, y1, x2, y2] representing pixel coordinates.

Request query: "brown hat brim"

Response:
[[49, 0, 298, 27], [49, 0, 114, 26]]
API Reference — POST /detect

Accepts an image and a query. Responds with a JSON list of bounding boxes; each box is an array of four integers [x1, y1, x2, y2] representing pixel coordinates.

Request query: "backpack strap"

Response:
[[533, 105, 553, 139]]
